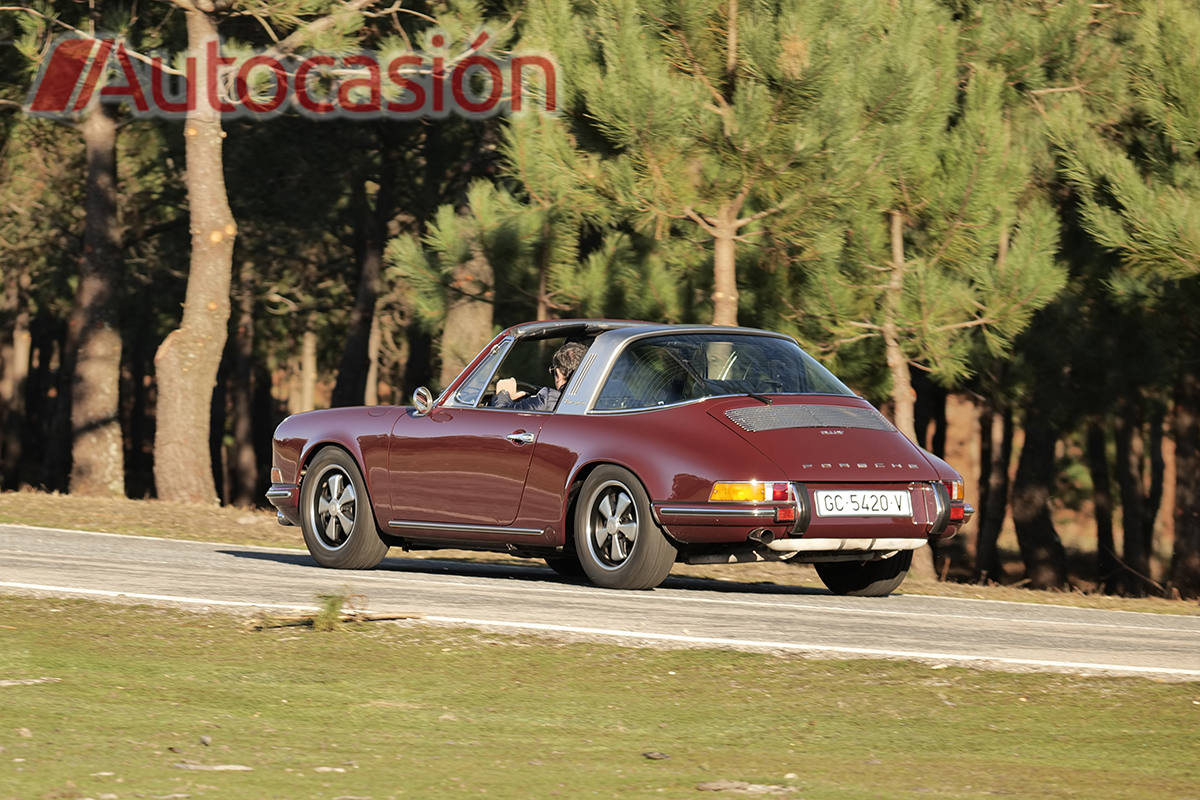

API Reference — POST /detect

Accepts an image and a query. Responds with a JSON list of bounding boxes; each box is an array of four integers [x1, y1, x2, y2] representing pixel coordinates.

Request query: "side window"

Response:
[[479, 336, 577, 409], [450, 339, 511, 407], [595, 345, 689, 410]]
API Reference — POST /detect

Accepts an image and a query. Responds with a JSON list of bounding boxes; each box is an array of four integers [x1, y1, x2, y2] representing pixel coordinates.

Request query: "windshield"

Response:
[[593, 333, 855, 411]]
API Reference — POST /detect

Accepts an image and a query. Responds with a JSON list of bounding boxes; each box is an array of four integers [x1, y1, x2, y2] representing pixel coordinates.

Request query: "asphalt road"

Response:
[[3, 523, 1199, 680]]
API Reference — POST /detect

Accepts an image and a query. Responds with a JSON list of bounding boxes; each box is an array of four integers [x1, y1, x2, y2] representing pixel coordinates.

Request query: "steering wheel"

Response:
[[514, 380, 542, 396]]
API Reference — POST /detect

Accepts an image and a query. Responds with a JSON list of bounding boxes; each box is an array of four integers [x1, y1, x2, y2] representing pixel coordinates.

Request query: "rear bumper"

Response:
[[266, 483, 300, 526], [766, 537, 926, 553], [654, 480, 951, 546]]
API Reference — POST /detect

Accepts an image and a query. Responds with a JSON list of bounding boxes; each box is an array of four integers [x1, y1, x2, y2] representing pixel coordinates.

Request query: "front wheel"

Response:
[[300, 447, 389, 570], [814, 550, 913, 597], [573, 466, 676, 590]]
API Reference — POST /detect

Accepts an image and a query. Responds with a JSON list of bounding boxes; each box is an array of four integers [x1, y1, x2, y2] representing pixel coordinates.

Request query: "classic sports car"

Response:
[[267, 320, 972, 594]]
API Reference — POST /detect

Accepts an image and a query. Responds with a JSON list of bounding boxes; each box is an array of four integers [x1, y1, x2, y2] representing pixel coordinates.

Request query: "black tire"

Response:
[[543, 554, 587, 580], [300, 447, 389, 570], [573, 466, 676, 590], [814, 550, 913, 597]]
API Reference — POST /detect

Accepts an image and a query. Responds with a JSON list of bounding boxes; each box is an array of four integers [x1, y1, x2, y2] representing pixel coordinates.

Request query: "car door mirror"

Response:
[[412, 386, 434, 416]]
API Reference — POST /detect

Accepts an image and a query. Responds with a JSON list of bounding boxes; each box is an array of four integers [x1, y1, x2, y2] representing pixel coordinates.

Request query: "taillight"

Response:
[[709, 481, 793, 503]]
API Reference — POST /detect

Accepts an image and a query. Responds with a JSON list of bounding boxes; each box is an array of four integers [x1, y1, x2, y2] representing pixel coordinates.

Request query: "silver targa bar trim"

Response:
[[388, 520, 544, 537], [766, 538, 926, 553]]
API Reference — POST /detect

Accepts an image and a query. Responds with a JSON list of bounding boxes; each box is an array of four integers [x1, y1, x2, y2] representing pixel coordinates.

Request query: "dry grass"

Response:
[[1, 489, 1196, 616]]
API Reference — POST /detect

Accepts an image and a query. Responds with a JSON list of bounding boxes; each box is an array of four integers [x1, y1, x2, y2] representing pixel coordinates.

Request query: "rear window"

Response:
[[593, 334, 854, 411]]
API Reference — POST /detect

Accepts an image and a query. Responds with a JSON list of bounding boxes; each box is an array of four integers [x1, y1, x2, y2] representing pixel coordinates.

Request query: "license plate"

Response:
[[813, 490, 912, 518]]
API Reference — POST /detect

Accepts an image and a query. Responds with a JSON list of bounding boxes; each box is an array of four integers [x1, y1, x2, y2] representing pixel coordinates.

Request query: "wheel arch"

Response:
[[297, 441, 382, 533], [562, 459, 675, 550]]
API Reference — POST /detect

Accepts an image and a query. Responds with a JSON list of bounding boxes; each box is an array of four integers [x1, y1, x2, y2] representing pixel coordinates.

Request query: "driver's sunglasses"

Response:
[[547, 365, 560, 378]]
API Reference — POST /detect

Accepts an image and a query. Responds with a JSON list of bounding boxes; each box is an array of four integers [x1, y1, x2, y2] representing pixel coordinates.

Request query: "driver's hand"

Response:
[[496, 377, 527, 400]]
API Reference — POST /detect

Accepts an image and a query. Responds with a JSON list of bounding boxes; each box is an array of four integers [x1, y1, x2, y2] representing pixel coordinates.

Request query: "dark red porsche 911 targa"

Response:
[[267, 320, 972, 594]]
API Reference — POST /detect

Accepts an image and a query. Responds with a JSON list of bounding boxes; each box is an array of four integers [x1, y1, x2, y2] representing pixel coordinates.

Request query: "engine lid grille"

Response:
[[725, 404, 894, 433]]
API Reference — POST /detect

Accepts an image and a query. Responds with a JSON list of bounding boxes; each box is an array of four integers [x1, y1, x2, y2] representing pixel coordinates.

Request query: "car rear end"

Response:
[[656, 396, 972, 566]]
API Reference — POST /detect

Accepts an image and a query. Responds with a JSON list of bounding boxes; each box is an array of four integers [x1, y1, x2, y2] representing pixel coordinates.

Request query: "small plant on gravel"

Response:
[[313, 591, 350, 631]]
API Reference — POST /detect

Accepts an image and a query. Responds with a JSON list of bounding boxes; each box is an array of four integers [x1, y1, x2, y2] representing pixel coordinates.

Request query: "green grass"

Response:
[[1, 596, 1197, 800]]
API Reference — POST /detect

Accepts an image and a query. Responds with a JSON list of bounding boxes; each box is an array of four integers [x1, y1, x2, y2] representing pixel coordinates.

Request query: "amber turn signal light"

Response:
[[709, 481, 792, 503]]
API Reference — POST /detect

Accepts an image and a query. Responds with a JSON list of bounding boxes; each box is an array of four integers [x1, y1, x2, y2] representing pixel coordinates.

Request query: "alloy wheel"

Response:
[[587, 480, 639, 569], [312, 467, 356, 549]]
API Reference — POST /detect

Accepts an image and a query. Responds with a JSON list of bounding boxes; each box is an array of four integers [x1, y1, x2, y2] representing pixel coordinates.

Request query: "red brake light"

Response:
[[772, 483, 790, 501]]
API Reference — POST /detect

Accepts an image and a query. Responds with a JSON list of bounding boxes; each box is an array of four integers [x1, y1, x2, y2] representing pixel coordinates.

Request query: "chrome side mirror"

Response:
[[412, 386, 434, 416]]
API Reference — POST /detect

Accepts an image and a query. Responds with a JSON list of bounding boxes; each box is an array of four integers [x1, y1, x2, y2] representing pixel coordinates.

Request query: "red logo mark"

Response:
[[25, 33, 558, 119]]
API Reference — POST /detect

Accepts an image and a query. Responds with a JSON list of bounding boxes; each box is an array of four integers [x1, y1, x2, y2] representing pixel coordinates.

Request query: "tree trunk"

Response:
[[230, 262, 258, 507], [300, 328, 318, 413], [331, 135, 393, 407], [68, 102, 125, 497], [124, 317, 155, 498], [535, 218, 554, 322], [1085, 418, 1118, 593], [974, 404, 1011, 583], [437, 243, 495, 388], [1169, 372, 1200, 598], [364, 310, 380, 406], [153, 9, 236, 504], [710, 204, 739, 327], [27, 322, 61, 488], [1114, 401, 1154, 595], [881, 209, 931, 579], [403, 322, 432, 401], [912, 372, 947, 454], [1144, 404, 1165, 564], [0, 285, 30, 489], [1011, 405, 1067, 589], [884, 210, 916, 442]]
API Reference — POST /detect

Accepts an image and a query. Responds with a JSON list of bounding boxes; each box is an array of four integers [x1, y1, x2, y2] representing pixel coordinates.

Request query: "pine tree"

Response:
[[2, 2, 179, 497], [510, 0, 869, 327], [793, 1, 1064, 445], [1049, 0, 1200, 597]]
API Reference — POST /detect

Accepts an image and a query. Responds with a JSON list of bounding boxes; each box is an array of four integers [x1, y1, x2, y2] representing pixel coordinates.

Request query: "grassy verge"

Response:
[[1, 596, 1197, 800], [1, 489, 1197, 616]]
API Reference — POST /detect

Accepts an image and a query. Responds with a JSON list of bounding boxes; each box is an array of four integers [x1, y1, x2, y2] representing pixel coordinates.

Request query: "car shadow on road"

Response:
[[216, 549, 828, 596]]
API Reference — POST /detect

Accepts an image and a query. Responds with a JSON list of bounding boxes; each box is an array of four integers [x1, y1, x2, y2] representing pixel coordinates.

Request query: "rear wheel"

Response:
[[815, 550, 913, 597], [300, 448, 388, 569], [574, 466, 676, 590]]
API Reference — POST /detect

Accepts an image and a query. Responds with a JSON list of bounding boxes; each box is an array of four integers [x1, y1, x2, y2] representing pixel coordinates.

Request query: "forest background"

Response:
[[2, 0, 1199, 598]]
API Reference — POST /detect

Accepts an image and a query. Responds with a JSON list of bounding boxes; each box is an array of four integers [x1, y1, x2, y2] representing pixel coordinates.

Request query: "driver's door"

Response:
[[386, 406, 545, 528]]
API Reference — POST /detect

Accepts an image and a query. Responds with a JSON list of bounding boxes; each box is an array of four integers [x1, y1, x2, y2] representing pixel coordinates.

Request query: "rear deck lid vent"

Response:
[[724, 404, 894, 433]]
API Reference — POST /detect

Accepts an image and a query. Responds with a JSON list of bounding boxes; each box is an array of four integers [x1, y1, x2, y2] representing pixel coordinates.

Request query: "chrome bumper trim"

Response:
[[929, 481, 950, 535], [388, 520, 544, 537], [766, 537, 926, 553], [656, 506, 777, 518], [265, 487, 295, 500]]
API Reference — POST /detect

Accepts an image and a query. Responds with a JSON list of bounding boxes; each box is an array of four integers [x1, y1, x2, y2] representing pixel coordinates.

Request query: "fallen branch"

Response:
[[246, 610, 424, 630]]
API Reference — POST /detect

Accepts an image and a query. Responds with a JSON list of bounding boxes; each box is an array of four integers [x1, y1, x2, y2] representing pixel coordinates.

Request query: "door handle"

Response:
[[505, 431, 535, 446]]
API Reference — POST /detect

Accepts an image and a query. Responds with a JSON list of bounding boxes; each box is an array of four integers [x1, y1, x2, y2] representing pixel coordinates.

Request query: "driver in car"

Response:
[[492, 341, 588, 412]]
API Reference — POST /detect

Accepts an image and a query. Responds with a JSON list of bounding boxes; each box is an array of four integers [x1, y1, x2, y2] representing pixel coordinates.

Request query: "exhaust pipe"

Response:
[[747, 528, 775, 545]]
